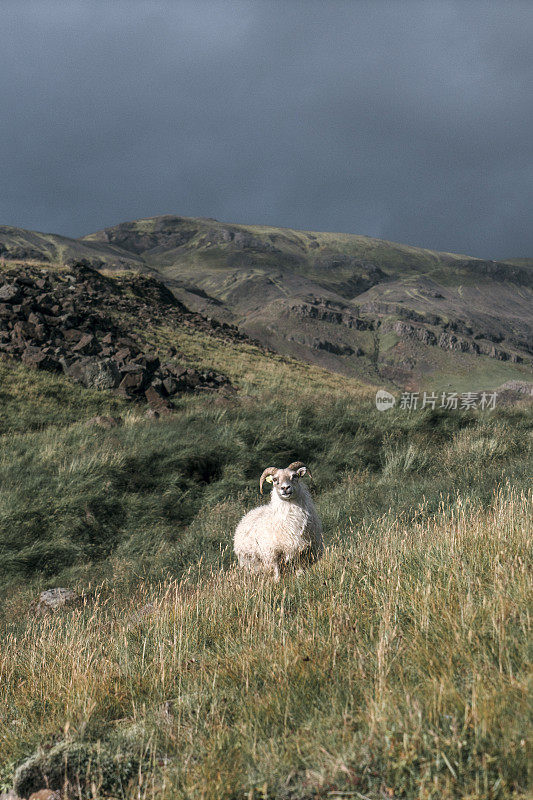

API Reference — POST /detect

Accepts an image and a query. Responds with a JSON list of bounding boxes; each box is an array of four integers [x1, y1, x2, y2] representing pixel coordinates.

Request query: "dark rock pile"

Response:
[[0, 262, 237, 410]]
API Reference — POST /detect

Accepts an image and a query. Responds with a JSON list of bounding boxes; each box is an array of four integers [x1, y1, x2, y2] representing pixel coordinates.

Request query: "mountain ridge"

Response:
[[1, 215, 531, 390]]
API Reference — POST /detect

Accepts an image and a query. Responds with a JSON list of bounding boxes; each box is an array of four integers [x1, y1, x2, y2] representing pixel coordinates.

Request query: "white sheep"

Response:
[[234, 461, 323, 580]]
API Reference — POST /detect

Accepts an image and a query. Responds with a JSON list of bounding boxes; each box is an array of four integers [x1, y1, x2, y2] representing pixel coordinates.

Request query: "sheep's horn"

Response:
[[259, 467, 278, 494], [288, 461, 313, 481]]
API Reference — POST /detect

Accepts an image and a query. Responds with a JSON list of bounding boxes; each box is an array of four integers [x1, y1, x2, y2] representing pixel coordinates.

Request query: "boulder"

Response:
[[12, 320, 36, 341], [112, 346, 133, 363], [148, 376, 165, 393], [145, 385, 174, 413], [185, 368, 200, 387], [117, 366, 147, 396], [21, 347, 61, 372], [71, 332, 96, 354], [32, 324, 49, 343], [62, 327, 85, 342], [115, 335, 138, 350], [132, 352, 160, 373], [163, 361, 187, 378], [162, 376, 178, 396], [63, 357, 121, 390], [35, 292, 54, 309], [27, 311, 44, 326], [32, 588, 83, 616], [0, 284, 21, 303]]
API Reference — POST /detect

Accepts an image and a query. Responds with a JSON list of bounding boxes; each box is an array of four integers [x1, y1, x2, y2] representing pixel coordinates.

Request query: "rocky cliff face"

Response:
[[388, 320, 525, 363], [289, 299, 374, 330]]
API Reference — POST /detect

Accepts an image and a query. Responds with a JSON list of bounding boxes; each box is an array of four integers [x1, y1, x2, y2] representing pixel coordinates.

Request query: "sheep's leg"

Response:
[[271, 550, 287, 582]]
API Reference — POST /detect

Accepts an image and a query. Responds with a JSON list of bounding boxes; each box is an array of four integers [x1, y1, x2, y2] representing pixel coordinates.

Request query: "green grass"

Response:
[[0, 360, 127, 434], [0, 383, 531, 607], [423, 357, 533, 394], [1, 486, 530, 799], [0, 313, 531, 798]]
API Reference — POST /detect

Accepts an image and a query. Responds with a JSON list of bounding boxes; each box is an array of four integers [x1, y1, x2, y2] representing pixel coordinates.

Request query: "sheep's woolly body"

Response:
[[234, 482, 323, 579]]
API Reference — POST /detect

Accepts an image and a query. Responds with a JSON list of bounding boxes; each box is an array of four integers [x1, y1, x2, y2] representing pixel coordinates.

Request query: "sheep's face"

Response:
[[264, 466, 307, 501]]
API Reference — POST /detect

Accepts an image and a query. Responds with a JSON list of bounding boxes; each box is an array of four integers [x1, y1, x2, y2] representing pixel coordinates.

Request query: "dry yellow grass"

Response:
[[1, 486, 530, 799], [132, 319, 376, 399]]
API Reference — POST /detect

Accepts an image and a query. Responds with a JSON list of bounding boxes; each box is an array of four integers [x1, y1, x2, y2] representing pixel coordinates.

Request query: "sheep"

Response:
[[233, 461, 323, 580]]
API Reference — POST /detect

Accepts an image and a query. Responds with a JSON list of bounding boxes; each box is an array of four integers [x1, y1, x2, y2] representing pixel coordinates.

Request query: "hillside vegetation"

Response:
[[2, 215, 532, 390], [0, 259, 531, 799], [1, 372, 532, 799]]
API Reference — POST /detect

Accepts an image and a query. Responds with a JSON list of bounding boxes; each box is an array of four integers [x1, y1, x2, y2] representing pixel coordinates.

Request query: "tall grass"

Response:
[[0, 350, 531, 797], [0, 395, 530, 610], [1, 487, 530, 798]]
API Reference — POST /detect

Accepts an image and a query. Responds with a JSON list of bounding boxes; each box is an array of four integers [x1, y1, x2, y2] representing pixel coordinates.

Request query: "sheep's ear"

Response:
[[265, 475, 273, 483], [296, 467, 307, 477]]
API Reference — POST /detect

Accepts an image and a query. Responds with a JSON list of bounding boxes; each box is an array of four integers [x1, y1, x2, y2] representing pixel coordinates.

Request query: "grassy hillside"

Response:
[[0, 225, 144, 270], [0, 396, 531, 798], [83, 215, 472, 284], [0, 326, 532, 799], [0, 252, 531, 797], [1, 375, 531, 603], [1, 216, 532, 390], [83, 217, 533, 389]]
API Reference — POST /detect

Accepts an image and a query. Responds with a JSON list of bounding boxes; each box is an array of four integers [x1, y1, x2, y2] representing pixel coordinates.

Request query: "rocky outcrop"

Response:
[[390, 320, 525, 363], [355, 301, 445, 328], [392, 321, 438, 347], [457, 259, 533, 288], [63, 357, 121, 389], [0, 263, 236, 403], [312, 338, 356, 356], [290, 300, 373, 330], [497, 380, 533, 394]]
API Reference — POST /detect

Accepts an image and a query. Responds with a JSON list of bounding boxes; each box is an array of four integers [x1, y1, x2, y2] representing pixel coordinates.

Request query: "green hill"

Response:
[[1, 215, 531, 390]]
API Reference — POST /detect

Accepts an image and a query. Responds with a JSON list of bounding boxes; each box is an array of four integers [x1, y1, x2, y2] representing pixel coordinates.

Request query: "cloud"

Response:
[[0, 0, 531, 258]]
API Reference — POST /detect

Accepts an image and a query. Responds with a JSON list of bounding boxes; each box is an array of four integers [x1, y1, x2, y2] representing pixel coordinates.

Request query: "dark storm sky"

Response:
[[1, 1, 532, 258]]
